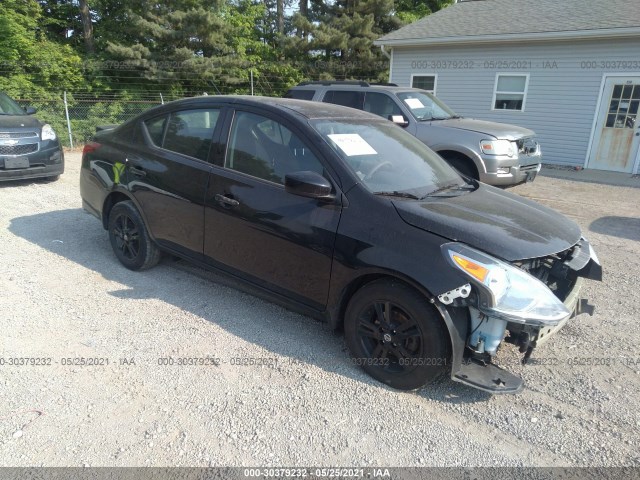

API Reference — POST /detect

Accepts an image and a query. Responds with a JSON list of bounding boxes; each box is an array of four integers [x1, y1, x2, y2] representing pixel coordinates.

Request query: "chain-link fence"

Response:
[[11, 62, 389, 148], [14, 72, 294, 147], [16, 93, 178, 148], [12, 71, 306, 148]]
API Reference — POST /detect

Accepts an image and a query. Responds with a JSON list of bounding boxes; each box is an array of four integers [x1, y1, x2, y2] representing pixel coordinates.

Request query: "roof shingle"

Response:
[[376, 0, 640, 44]]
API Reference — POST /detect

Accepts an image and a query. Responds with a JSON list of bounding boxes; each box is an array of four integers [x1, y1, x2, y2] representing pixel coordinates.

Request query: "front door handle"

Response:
[[214, 194, 240, 207], [129, 166, 146, 177]]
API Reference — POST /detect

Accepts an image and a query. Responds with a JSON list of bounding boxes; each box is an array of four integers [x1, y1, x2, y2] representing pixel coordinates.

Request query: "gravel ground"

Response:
[[0, 151, 639, 468]]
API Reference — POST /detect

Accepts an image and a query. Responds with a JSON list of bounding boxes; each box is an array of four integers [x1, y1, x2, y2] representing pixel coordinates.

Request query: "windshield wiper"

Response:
[[420, 116, 451, 121], [422, 183, 475, 198], [374, 191, 421, 200]]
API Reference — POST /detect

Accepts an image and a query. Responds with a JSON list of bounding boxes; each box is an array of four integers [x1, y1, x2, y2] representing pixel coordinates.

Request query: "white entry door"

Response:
[[588, 76, 640, 173]]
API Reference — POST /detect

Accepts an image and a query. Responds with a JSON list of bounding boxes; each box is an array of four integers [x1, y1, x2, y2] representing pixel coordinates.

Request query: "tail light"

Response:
[[82, 142, 101, 156]]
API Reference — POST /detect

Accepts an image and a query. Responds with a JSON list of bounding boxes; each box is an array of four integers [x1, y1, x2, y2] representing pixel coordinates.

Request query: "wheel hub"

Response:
[[383, 333, 392, 343]]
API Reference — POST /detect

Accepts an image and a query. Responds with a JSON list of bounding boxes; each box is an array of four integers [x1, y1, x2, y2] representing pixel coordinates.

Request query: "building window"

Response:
[[492, 74, 529, 111], [606, 84, 640, 128], [411, 75, 437, 94]]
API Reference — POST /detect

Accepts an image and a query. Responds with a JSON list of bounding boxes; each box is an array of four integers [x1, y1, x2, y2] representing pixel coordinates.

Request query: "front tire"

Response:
[[108, 200, 160, 271], [345, 280, 450, 390]]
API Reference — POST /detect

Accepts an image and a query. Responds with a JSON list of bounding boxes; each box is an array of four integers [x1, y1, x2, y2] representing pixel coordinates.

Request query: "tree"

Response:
[[0, 0, 83, 97], [277, 0, 284, 34], [100, 0, 301, 96], [78, 0, 95, 54], [1, 0, 456, 99], [283, 0, 401, 81], [297, 0, 308, 38], [394, 0, 454, 23]]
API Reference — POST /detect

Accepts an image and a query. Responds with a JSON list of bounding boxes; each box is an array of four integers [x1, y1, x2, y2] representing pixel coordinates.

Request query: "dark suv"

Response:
[[0, 92, 64, 182], [285, 81, 541, 186]]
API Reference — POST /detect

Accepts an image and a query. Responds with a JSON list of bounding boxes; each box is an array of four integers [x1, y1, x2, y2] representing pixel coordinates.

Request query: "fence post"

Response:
[[250, 69, 254, 96], [63, 91, 74, 149], [160, 93, 164, 105]]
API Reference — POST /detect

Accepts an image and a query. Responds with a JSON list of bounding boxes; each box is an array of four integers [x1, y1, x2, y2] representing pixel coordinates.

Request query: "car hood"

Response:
[[432, 118, 535, 140], [0, 114, 43, 129], [392, 184, 581, 262]]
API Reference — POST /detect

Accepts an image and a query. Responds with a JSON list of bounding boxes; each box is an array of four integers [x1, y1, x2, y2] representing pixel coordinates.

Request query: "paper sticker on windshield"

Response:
[[327, 134, 377, 156], [403, 98, 425, 109]]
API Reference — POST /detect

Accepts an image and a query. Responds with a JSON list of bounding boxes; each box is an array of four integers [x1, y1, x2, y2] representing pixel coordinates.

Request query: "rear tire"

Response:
[[344, 279, 450, 390], [108, 200, 160, 271]]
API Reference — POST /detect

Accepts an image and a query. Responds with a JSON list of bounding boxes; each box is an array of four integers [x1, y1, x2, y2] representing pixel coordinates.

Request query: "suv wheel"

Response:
[[344, 279, 450, 390]]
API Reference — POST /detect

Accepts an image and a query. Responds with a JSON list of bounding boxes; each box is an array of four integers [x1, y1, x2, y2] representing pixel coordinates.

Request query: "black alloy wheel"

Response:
[[345, 279, 450, 390], [108, 200, 161, 271]]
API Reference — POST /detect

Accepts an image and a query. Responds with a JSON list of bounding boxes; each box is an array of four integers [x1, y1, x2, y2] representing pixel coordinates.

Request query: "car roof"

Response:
[[153, 95, 383, 121], [289, 84, 422, 94]]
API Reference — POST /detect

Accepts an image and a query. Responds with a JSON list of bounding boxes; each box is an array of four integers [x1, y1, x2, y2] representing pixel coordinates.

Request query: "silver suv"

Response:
[[285, 81, 542, 186]]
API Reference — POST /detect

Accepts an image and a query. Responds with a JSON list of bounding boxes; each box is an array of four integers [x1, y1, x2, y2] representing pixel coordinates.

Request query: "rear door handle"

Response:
[[129, 166, 146, 177], [214, 194, 240, 207]]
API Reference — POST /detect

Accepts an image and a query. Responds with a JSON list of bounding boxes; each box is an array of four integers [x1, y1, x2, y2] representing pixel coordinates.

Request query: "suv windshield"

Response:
[[396, 91, 458, 121], [0, 92, 27, 116], [311, 119, 464, 197]]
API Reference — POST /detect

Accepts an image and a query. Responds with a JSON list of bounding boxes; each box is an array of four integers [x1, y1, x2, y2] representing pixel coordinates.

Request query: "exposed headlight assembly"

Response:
[[480, 139, 516, 157], [442, 243, 570, 326], [41, 124, 57, 141]]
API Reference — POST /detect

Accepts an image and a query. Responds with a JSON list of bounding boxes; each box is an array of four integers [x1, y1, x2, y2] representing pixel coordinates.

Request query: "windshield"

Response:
[[396, 91, 458, 121], [311, 119, 464, 197], [0, 92, 27, 115]]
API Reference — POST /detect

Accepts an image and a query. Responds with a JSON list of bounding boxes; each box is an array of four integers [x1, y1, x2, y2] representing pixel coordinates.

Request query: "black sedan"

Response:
[[80, 96, 601, 393], [0, 92, 64, 181]]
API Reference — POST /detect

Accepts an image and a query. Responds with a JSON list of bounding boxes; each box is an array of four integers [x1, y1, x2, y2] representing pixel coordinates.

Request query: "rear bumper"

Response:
[[0, 146, 64, 181]]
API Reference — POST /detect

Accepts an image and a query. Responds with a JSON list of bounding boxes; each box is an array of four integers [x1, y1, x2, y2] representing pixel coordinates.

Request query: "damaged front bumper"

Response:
[[446, 239, 602, 394]]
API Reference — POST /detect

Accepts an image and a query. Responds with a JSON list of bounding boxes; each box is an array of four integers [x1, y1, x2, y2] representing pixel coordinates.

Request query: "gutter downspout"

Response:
[[380, 45, 393, 83]]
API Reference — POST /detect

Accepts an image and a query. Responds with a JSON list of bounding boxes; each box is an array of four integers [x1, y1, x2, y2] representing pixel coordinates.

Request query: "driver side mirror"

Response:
[[285, 171, 335, 200], [389, 115, 409, 127], [24, 106, 37, 115]]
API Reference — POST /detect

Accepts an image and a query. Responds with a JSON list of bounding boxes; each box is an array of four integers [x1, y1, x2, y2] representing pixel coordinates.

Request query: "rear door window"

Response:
[[322, 90, 365, 110], [144, 109, 221, 161], [284, 90, 315, 100], [160, 109, 221, 161]]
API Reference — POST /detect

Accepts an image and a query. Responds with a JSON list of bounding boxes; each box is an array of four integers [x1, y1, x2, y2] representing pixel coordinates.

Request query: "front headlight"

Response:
[[442, 243, 570, 326], [480, 139, 516, 157], [41, 124, 57, 141]]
